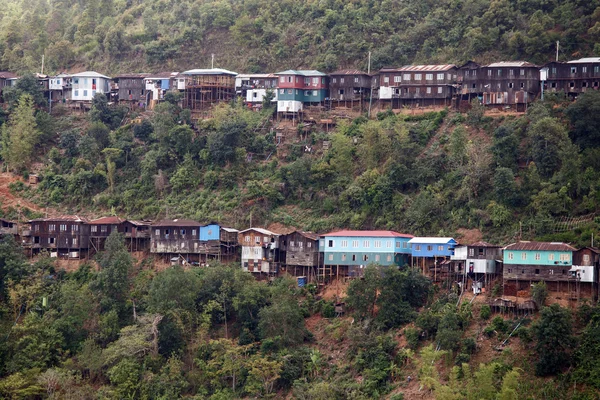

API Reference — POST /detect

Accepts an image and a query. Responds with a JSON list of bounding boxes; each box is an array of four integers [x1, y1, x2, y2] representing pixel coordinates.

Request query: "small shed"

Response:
[[29, 174, 39, 185]]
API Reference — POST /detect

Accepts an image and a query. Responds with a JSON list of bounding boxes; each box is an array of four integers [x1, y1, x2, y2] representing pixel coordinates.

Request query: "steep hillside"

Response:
[[1, 0, 599, 74]]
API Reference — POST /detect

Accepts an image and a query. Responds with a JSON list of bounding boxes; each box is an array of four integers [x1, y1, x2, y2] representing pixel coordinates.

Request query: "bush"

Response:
[[321, 301, 335, 318], [455, 352, 471, 366], [462, 337, 477, 354], [531, 281, 548, 308], [491, 316, 509, 334], [390, 393, 405, 400], [483, 326, 496, 338], [480, 304, 491, 320], [404, 327, 419, 350]]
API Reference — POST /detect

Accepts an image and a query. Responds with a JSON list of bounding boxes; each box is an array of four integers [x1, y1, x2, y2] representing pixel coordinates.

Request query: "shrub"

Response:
[[483, 326, 496, 338], [390, 393, 405, 400], [455, 352, 471, 366], [462, 338, 477, 354], [480, 304, 491, 320], [491, 316, 509, 334], [531, 281, 548, 308], [404, 327, 419, 350]]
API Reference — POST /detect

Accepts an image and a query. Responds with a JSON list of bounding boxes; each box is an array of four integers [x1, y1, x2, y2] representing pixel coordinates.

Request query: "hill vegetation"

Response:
[[1, 0, 600, 74]]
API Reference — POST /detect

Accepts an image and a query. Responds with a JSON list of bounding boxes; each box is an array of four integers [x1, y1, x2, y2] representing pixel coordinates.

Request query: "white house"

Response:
[[70, 71, 111, 101]]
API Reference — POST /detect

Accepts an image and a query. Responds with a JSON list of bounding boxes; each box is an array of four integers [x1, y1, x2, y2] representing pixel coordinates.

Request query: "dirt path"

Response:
[[0, 173, 46, 213]]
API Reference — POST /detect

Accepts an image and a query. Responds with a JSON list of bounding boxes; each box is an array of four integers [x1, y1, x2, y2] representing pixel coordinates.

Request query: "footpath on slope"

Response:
[[0, 173, 46, 214]]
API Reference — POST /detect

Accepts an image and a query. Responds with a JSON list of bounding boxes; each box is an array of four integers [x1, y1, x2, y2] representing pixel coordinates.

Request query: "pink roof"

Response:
[[322, 230, 414, 238]]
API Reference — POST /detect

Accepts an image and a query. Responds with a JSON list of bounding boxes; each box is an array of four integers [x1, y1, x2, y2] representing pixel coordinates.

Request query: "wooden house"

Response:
[[239, 228, 282, 274], [275, 70, 328, 114], [113, 74, 149, 108], [235, 74, 278, 108], [379, 65, 458, 108], [571, 247, 600, 299], [280, 231, 320, 277], [181, 68, 237, 111], [0, 71, 18, 102], [219, 227, 240, 263], [122, 220, 151, 252], [460, 61, 539, 111], [151, 219, 202, 263], [502, 241, 582, 299], [451, 241, 502, 293], [320, 230, 414, 279], [89, 216, 125, 252], [0, 218, 18, 236], [543, 58, 600, 97], [328, 69, 372, 110], [26, 216, 90, 258]]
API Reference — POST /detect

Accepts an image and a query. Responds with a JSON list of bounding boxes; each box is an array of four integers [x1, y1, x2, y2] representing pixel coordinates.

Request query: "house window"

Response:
[[478, 248, 484, 256], [469, 248, 474, 256], [403, 74, 411, 81], [583, 66, 588, 73], [328, 240, 334, 247], [287, 89, 292, 94], [403, 242, 408, 249], [74, 78, 79, 84], [508, 83, 514, 89], [364, 240, 370, 248], [280, 76, 285, 83], [535, 269, 540, 274], [426, 87, 431, 94], [180, 229, 186, 235], [128, 90, 132, 95], [91, 225, 97, 233], [387, 255, 392, 262], [279, 89, 284, 94], [426, 73, 433, 80], [244, 236, 250, 242], [487, 70, 492, 77], [384, 76, 390, 83], [414, 73, 422, 80], [73, 238, 78, 246], [427, 245, 433, 251], [352, 240, 359, 248], [560, 253, 570, 262], [375, 254, 380, 262], [352, 254, 357, 261], [363, 254, 369, 261], [535, 253, 541, 260], [374, 240, 381, 248], [520, 69, 525, 76], [354, 77, 359, 83], [101, 225, 107, 233], [394, 76, 401, 83], [305, 90, 310, 96], [155, 229, 160, 236], [332, 78, 337, 83], [263, 236, 269, 243], [584, 254, 590, 263], [396, 242, 400, 248], [520, 82, 525, 88], [438, 87, 443, 94], [49, 224, 56, 232], [60, 224, 67, 232], [571, 67, 577, 74], [438, 245, 444, 251], [509, 69, 514, 76], [521, 252, 527, 260], [312, 90, 317, 96], [552, 67, 557, 74], [551, 82, 557, 88], [341, 240, 348, 247], [508, 252, 514, 260], [497, 69, 502, 76], [307, 242, 312, 248], [548, 253, 554, 261], [595, 82, 599, 87], [437, 73, 444, 80], [74, 90, 79, 96], [34, 224, 39, 232], [415, 87, 420, 94], [313, 77, 319, 85], [83, 90, 88, 97], [583, 82, 589, 88], [71, 225, 79, 232], [328, 254, 334, 261], [192, 229, 196, 236], [508, 268, 512, 273], [415, 245, 421, 251], [299, 242, 303, 248], [342, 254, 347, 261], [386, 241, 392, 248]]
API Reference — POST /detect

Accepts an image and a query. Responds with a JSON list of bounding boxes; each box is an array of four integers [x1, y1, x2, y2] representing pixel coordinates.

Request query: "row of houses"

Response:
[[1, 216, 597, 302], [2, 56, 598, 115]]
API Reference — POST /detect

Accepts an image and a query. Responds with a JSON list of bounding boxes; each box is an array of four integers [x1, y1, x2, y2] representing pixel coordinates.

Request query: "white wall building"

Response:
[[70, 71, 111, 101]]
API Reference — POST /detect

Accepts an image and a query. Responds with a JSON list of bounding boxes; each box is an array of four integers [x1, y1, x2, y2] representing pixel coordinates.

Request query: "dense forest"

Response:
[[2, 0, 600, 398], [0, 0, 600, 74]]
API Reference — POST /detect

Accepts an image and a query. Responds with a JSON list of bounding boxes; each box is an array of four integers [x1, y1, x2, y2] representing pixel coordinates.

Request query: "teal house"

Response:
[[275, 70, 328, 113], [320, 230, 413, 277], [502, 241, 578, 296]]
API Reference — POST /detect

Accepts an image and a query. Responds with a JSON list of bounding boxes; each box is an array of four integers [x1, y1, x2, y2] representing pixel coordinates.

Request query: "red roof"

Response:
[[90, 216, 124, 224], [322, 230, 414, 238]]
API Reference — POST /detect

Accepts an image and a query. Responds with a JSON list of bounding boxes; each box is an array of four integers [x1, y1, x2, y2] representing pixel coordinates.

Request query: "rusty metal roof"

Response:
[[504, 241, 576, 252], [469, 241, 501, 248], [0, 71, 18, 79], [398, 64, 457, 72], [30, 215, 89, 222], [329, 69, 369, 76], [287, 230, 319, 240], [113, 73, 150, 79], [89, 216, 125, 224]]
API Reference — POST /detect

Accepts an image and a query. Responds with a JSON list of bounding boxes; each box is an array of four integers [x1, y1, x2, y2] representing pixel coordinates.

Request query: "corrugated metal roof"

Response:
[[236, 73, 276, 79], [69, 71, 111, 79], [322, 230, 414, 238], [146, 71, 179, 79], [127, 220, 151, 227], [469, 241, 501, 248], [329, 69, 369, 76], [0, 71, 19, 79], [182, 68, 237, 76], [398, 64, 457, 72], [287, 230, 319, 240], [152, 219, 200, 227], [221, 227, 240, 233], [503, 241, 576, 252], [113, 73, 150, 79], [240, 227, 279, 236], [274, 70, 327, 76], [486, 61, 537, 68], [30, 215, 89, 222], [568, 57, 600, 64], [90, 216, 125, 224], [408, 237, 457, 244]]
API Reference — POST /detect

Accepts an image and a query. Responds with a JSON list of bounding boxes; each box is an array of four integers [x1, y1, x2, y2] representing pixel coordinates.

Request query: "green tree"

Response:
[[346, 265, 380, 320], [565, 90, 600, 148], [493, 167, 517, 205], [258, 279, 305, 346], [0, 94, 41, 172], [527, 117, 569, 178], [533, 304, 573, 376], [531, 281, 548, 308]]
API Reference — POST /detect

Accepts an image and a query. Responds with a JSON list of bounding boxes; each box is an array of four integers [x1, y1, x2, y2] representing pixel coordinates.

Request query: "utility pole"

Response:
[[41, 54, 44, 75], [556, 41, 559, 62], [211, 53, 215, 69], [368, 51, 373, 119]]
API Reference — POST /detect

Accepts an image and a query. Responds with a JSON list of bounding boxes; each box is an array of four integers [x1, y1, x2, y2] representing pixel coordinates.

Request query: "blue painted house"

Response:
[[319, 230, 414, 277], [503, 241, 579, 299], [408, 237, 457, 279]]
